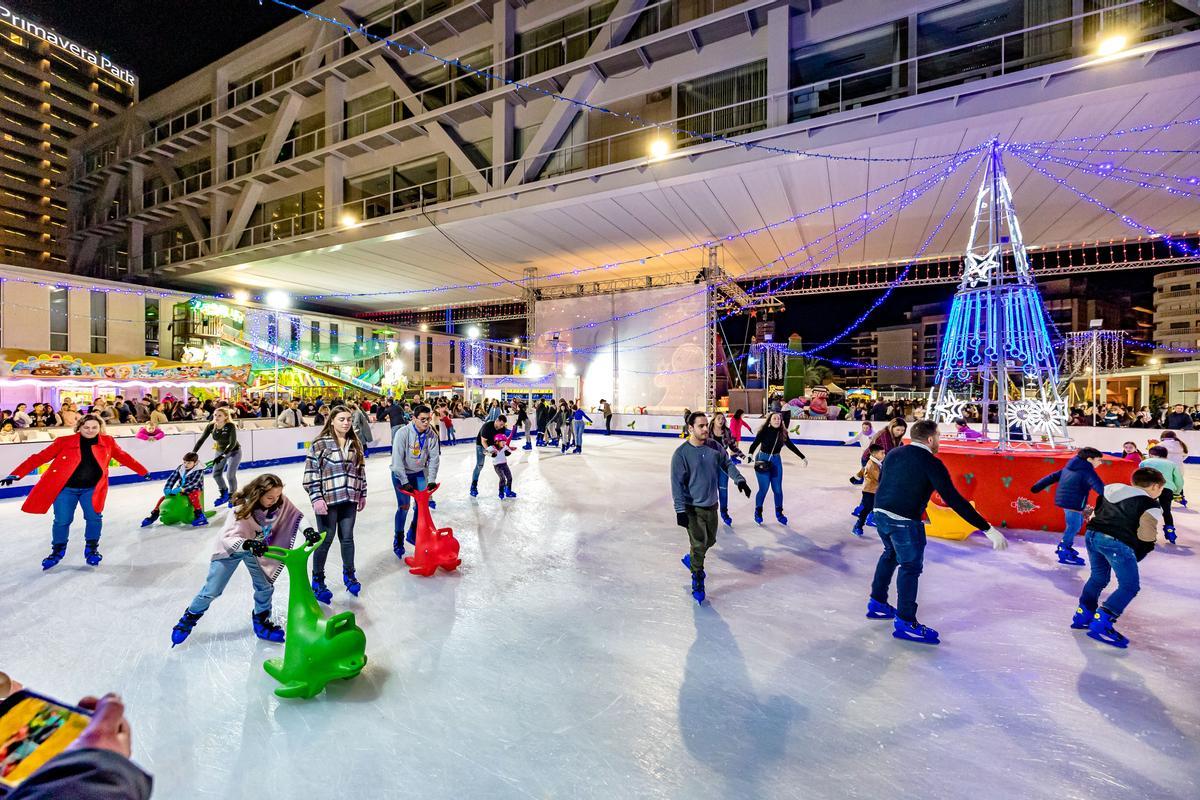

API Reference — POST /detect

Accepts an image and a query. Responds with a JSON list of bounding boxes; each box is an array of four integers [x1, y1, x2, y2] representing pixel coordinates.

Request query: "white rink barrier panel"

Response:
[[2, 415, 1196, 501]]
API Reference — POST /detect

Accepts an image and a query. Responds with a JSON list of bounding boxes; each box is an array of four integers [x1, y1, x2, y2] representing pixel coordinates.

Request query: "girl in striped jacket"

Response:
[[303, 406, 367, 603]]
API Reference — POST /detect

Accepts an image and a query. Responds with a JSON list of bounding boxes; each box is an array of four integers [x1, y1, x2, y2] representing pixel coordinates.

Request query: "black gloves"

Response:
[[676, 511, 689, 528], [400, 483, 415, 493], [302, 527, 321, 545], [427, 482, 439, 491], [0, 475, 18, 487], [737, 481, 751, 498], [241, 539, 267, 557]]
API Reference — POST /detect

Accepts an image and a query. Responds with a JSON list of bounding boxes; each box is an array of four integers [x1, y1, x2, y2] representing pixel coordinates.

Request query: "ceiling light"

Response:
[[648, 138, 671, 160], [232, 289, 250, 304], [265, 290, 290, 310], [1096, 33, 1129, 57]]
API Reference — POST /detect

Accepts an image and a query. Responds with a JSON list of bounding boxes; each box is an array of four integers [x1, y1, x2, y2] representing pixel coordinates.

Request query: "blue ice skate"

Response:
[[1070, 605, 1094, 630], [1056, 543, 1085, 566], [1164, 525, 1177, 544], [851, 525, 865, 537], [311, 576, 333, 605], [1087, 609, 1129, 648], [691, 570, 705, 605], [893, 618, 939, 644], [866, 599, 896, 619]]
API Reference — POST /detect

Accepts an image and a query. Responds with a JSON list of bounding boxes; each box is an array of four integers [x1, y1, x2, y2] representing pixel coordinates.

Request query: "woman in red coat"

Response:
[[2, 414, 148, 569]]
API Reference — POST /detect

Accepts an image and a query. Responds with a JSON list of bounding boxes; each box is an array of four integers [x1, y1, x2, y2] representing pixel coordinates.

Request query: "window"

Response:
[[345, 87, 398, 139], [789, 23, 905, 122], [515, 2, 618, 80], [90, 291, 107, 353], [1171, 284, 1191, 291], [413, 335, 421, 372], [678, 61, 767, 144], [49, 287, 68, 351], [355, 326, 365, 358], [426, 336, 433, 372], [144, 297, 160, 356], [280, 113, 326, 161], [311, 321, 320, 354], [330, 323, 339, 354], [227, 135, 265, 180]]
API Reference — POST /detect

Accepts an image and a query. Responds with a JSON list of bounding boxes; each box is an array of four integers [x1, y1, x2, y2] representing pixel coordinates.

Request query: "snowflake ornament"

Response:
[[929, 390, 967, 424], [962, 246, 999, 288]]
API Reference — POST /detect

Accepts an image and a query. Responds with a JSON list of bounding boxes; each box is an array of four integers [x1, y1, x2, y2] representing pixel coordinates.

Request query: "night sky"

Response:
[[35, 1, 322, 96]]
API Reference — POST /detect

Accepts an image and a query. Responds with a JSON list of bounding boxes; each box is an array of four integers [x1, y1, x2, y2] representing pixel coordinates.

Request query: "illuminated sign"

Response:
[[188, 297, 245, 323], [0, 5, 137, 85]]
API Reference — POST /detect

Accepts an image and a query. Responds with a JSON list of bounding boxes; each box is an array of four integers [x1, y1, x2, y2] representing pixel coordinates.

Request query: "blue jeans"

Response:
[[870, 515, 927, 623], [717, 469, 729, 514], [753, 454, 783, 510], [1060, 508, 1086, 548], [573, 419, 586, 449], [392, 471, 427, 544], [1079, 530, 1140, 617], [471, 443, 486, 488], [187, 551, 273, 616], [52, 487, 102, 544]]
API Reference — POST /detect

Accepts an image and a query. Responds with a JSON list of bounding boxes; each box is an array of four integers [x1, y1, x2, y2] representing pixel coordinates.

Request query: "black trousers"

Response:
[[1158, 488, 1175, 528], [856, 492, 875, 528], [313, 501, 358, 576]]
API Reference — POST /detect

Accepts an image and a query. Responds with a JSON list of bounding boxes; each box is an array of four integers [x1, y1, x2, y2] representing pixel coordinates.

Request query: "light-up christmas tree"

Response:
[[926, 141, 1068, 447]]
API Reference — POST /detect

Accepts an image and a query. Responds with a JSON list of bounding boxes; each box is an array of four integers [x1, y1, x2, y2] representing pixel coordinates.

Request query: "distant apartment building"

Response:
[[1152, 267, 1200, 360]]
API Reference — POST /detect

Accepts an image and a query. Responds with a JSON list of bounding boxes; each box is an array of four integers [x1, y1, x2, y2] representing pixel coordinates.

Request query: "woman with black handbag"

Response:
[[748, 412, 807, 525]]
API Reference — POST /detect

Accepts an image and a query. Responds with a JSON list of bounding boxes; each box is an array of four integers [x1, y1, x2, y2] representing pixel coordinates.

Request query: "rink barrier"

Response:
[[2, 415, 1197, 501]]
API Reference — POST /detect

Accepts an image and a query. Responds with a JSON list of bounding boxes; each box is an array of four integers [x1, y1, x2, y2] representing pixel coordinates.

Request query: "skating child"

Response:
[[142, 452, 207, 528], [851, 443, 884, 537], [489, 433, 517, 499], [439, 408, 456, 447], [1031, 446, 1106, 566], [849, 422, 873, 484], [1140, 446, 1182, 544], [136, 419, 165, 441], [1121, 441, 1143, 464], [169, 473, 300, 647], [1072, 467, 1166, 648], [570, 405, 593, 453], [1158, 431, 1188, 505]]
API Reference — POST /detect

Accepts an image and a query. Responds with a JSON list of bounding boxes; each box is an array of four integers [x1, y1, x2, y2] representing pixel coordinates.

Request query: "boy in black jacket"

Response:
[[1073, 467, 1165, 648]]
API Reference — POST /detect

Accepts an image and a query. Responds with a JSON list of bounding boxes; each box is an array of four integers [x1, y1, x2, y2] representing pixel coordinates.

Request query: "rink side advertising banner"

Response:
[[532, 285, 707, 414]]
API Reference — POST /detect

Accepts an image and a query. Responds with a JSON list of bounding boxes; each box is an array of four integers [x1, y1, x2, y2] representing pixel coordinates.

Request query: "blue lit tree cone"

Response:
[[927, 141, 1068, 447]]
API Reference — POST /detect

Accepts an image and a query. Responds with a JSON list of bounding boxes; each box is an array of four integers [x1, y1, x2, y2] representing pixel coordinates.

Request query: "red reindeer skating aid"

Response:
[[400, 483, 461, 576]]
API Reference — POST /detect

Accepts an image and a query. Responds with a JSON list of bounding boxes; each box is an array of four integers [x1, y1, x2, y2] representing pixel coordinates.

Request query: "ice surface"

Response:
[[1, 436, 1198, 799]]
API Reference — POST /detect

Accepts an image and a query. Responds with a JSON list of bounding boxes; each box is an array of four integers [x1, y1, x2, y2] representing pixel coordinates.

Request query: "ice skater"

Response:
[[570, 404, 593, 453], [304, 406, 367, 603], [141, 451, 207, 528], [169, 474, 299, 647], [390, 404, 441, 556], [851, 443, 884, 537], [747, 411, 807, 525], [849, 421, 874, 485], [868, 420, 1008, 644], [1072, 467, 1166, 648], [2, 414, 148, 569], [470, 414, 508, 497], [195, 407, 240, 506], [1140, 446, 1182, 544], [707, 413, 744, 526], [1121, 441, 1143, 464], [670, 411, 752, 604], [1157, 431, 1188, 506], [489, 432, 517, 499], [1030, 447, 1106, 566]]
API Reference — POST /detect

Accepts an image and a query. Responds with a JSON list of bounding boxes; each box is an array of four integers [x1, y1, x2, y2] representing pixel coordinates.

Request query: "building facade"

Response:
[[61, 0, 1200, 290], [0, 4, 136, 271], [1152, 266, 1200, 359]]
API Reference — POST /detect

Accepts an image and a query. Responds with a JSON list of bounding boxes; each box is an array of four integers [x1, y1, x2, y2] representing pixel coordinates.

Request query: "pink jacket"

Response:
[[212, 495, 303, 583], [137, 427, 165, 441]]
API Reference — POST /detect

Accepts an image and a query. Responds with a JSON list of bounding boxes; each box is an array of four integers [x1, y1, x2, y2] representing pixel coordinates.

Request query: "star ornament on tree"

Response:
[[962, 246, 999, 288]]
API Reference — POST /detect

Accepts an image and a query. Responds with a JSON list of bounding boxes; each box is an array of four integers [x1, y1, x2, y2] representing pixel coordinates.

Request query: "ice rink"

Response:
[[2, 434, 1198, 799]]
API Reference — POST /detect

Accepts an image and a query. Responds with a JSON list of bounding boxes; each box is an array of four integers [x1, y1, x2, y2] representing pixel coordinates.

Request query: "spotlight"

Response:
[[648, 138, 671, 161], [1096, 33, 1129, 57], [340, 213, 361, 228], [232, 289, 250, 304], [265, 290, 290, 310], [467, 326, 480, 340]]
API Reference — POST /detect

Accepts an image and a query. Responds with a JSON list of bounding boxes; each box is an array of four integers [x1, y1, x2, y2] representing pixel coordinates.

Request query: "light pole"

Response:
[[266, 290, 290, 410], [1089, 318, 1102, 426]]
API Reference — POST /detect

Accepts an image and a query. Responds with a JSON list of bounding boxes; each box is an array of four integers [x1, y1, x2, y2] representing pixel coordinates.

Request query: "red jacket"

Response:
[[10, 433, 148, 514]]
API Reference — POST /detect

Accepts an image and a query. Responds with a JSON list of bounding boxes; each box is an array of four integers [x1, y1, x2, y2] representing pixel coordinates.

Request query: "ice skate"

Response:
[[1056, 543, 1085, 566], [681, 554, 692, 572], [720, 510, 733, 526], [866, 599, 896, 619], [311, 575, 332, 605], [213, 491, 230, 507], [141, 511, 159, 528], [754, 506, 763, 525], [499, 488, 507, 500], [691, 570, 706, 605], [1071, 605, 1094, 630], [1087, 609, 1129, 648], [852, 525, 865, 537], [342, 568, 361, 596], [523, 442, 532, 450], [469, 485, 478, 497], [505, 488, 517, 498], [252, 611, 285, 643], [83, 540, 102, 566], [850, 505, 862, 516], [893, 618, 939, 644], [849, 476, 864, 485], [191, 510, 208, 527], [171, 610, 203, 647], [392, 534, 405, 560], [41, 543, 66, 570], [775, 508, 788, 525], [864, 512, 876, 527], [1164, 525, 1177, 544]]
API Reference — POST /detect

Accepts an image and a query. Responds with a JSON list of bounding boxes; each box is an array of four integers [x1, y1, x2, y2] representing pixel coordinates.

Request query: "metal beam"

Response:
[[151, 156, 211, 253], [504, 0, 649, 189]]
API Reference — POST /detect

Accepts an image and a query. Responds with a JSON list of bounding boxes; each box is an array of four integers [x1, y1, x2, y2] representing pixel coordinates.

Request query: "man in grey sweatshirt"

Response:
[[390, 404, 441, 556], [671, 411, 751, 604]]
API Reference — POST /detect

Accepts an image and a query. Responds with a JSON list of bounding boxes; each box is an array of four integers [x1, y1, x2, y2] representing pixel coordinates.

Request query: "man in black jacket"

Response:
[[868, 420, 1008, 644], [9, 693, 151, 800], [1163, 403, 1193, 431]]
